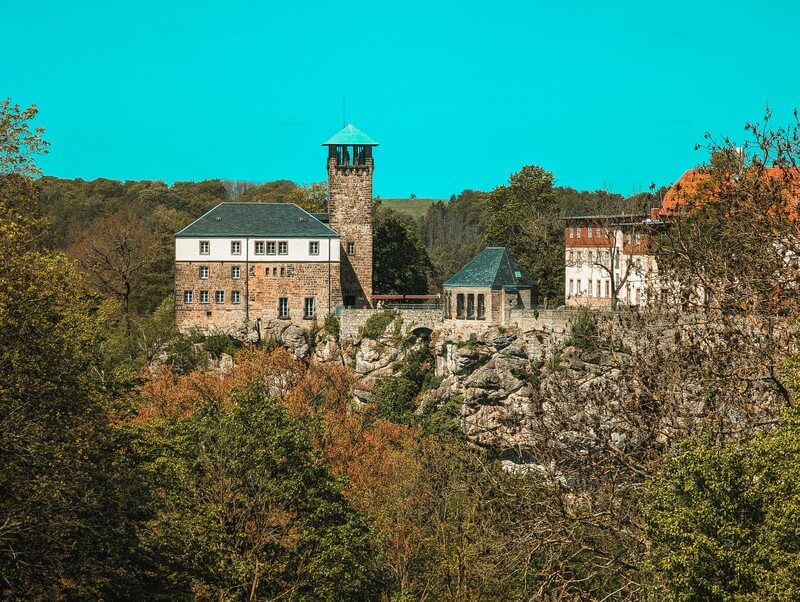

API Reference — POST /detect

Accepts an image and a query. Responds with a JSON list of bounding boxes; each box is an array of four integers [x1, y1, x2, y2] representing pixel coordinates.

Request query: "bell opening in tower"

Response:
[[333, 144, 369, 167]]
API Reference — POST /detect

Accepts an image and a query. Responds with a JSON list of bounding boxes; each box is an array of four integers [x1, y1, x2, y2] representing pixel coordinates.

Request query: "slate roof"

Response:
[[175, 203, 339, 238], [443, 247, 534, 289], [323, 124, 379, 146]]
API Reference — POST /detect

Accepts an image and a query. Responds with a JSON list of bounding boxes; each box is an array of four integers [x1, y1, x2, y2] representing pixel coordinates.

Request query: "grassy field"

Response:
[[380, 198, 447, 220]]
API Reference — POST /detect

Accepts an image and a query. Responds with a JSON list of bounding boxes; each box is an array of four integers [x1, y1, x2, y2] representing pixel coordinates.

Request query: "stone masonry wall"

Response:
[[327, 150, 373, 307], [176, 260, 341, 334]]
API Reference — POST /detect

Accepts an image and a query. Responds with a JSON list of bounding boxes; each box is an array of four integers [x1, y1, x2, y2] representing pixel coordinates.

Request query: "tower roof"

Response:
[[443, 247, 534, 289], [323, 124, 379, 146]]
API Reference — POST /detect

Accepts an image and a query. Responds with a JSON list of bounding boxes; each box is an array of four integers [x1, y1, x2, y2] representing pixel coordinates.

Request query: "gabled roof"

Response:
[[323, 124, 379, 146], [443, 247, 534, 289], [175, 203, 339, 238]]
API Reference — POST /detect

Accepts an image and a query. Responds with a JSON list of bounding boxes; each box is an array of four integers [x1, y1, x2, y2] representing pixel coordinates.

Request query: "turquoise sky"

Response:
[[3, 0, 799, 198]]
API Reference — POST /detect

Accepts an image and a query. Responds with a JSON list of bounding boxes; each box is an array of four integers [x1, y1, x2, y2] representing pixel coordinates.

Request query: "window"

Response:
[[199, 290, 209, 304], [568, 250, 574, 265], [577, 251, 583, 268], [215, 290, 224, 304], [588, 224, 593, 238], [467, 294, 475, 319], [266, 241, 276, 255], [588, 251, 593, 265], [569, 225, 575, 238], [596, 280, 601, 297], [304, 297, 315, 319], [272, 267, 277, 276], [456, 294, 465, 319], [254, 241, 265, 255], [309, 241, 319, 256], [278, 241, 288, 255], [280, 266, 285, 277], [231, 266, 240, 279], [635, 231, 642, 245], [231, 290, 241, 304], [477, 294, 485, 319], [278, 297, 289, 319], [576, 226, 582, 239], [199, 240, 210, 255], [347, 242, 355, 255], [183, 290, 193, 304], [231, 240, 241, 255], [569, 279, 574, 295], [588, 279, 593, 297], [605, 280, 610, 297], [286, 264, 294, 277], [199, 265, 209, 279], [265, 267, 271, 276]]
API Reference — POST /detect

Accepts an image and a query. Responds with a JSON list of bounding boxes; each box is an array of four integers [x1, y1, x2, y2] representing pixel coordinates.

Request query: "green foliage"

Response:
[[372, 345, 438, 425], [144, 385, 384, 600], [483, 165, 563, 300], [373, 376, 419, 424], [0, 202, 153, 598], [359, 309, 397, 340], [323, 313, 340, 339], [202, 331, 237, 360], [644, 410, 800, 600], [419, 394, 463, 437], [567, 306, 600, 350], [373, 208, 435, 294]]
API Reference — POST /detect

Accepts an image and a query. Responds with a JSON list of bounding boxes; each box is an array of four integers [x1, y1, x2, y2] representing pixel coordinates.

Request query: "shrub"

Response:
[[203, 332, 236, 360], [359, 310, 397, 340], [323, 313, 340, 339], [567, 307, 600, 350]]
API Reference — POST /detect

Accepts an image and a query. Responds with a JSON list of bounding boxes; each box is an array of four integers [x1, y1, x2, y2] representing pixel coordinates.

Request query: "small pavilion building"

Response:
[[443, 247, 537, 325]]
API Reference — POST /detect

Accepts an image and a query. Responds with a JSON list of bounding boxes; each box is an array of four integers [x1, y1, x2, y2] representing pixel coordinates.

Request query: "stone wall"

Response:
[[176, 260, 342, 334], [340, 307, 443, 340], [327, 149, 374, 306]]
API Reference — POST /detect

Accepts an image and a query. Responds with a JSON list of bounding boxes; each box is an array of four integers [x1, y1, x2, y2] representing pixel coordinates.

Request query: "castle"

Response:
[[174, 124, 377, 332]]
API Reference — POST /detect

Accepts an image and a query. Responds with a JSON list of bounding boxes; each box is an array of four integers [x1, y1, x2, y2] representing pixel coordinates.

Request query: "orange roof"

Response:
[[658, 165, 800, 218]]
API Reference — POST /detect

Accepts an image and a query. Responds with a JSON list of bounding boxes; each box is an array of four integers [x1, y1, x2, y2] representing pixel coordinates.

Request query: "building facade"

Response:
[[175, 124, 377, 333], [564, 214, 660, 308], [443, 247, 537, 325]]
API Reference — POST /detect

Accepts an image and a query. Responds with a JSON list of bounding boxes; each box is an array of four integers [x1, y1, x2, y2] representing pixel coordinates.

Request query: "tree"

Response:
[[143, 384, 385, 600], [0, 98, 48, 177], [285, 180, 328, 213], [70, 207, 153, 315], [373, 208, 435, 294], [644, 406, 800, 599], [483, 165, 563, 301]]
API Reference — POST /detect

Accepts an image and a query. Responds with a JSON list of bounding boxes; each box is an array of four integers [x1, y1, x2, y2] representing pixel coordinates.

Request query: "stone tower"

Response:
[[323, 124, 377, 308]]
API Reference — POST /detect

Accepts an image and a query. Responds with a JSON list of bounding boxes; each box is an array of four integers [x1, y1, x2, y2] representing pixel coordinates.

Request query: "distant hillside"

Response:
[[380, 198, 447, 219]]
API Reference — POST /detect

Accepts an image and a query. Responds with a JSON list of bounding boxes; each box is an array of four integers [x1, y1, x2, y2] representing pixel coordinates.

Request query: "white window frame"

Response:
[[199, 240, 210, 255], [266, 241, 276, 255], [231, 240, 242, 255], [278, 241, 288, 255], [278, 297, 289, 319], [309, 241, 319, 256], [347, 242, 355, 255], [199, 290, 209, 304], [304, 297, 315, 319], [254, 241, 265, 255], [199, 265, 209, 279], [183, 290, 193, 304], [231, 290, 241, 304], [231, 266, 241, 279], [215, 290, 224, 304]]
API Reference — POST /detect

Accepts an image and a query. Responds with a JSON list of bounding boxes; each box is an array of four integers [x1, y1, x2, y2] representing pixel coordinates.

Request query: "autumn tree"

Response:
[[70, 207, 153, 315]]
